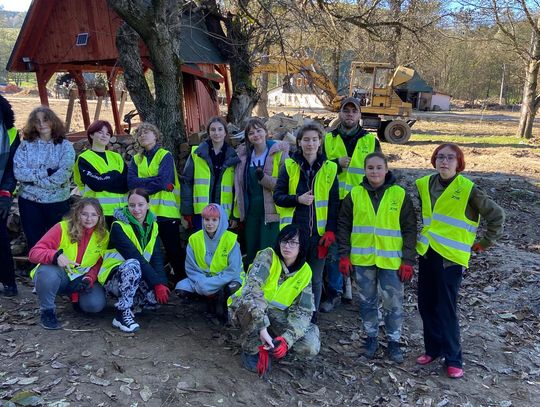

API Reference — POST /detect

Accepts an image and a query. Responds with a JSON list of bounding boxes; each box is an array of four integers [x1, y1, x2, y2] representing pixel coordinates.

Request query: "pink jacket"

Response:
[[29, 223, 103, 280], [234, 140, 289, 223]]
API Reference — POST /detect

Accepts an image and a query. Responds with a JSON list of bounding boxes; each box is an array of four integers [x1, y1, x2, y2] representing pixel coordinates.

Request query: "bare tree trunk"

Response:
[[517, 27, 540, 139], [108, 0, 186, 157], [388, 0, 403, 67], [254, 53, 269, 117], [332, 45, 341, 93]]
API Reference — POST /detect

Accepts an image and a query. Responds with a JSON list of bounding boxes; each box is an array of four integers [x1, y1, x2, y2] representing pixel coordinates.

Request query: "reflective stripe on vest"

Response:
[[191, 146, 235, 217], [97, 220, 159, 284], [230, 248, 312, 309], [73, 150, 127, 216], [189, 230, 238, 275], [30, 221, 109, 280], [275, 158, 337, 236], [134, 148, 180, 219], [323, 132, 376, 199], [416, 174, 479, 268], [350, 185, 405, 270]]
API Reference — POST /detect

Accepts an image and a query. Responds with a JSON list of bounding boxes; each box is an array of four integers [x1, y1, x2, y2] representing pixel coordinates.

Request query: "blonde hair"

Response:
[[134, 122, 162, 144], [65, 198, 107, 243]]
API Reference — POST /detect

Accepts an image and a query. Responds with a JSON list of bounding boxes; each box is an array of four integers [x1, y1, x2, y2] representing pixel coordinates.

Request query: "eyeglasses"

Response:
[[435, 154, 457, 162], [280, 240, 300, 248], [80, 212, 99, 218]]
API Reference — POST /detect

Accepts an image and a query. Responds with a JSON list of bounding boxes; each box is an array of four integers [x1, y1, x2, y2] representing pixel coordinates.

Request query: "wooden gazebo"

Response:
[[7, 0, 231, 136]]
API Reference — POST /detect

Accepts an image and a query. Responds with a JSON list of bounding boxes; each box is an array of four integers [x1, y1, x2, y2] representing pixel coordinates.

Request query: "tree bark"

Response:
[[254, 53, 269, 118], [517, 26, 540, 139], [108, 0, 186, 158]]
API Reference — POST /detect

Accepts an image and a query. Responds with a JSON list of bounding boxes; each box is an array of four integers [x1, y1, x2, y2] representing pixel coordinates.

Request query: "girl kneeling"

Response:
[[30, 198, 109, 329], [98, 188, 170, 333], [175, 203, 243, 321], [229, 224, 320, 376]]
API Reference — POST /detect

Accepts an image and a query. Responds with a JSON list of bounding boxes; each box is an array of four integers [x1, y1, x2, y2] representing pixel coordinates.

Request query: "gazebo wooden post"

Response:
[[71, 70, 91, 129], [107, 69, 122, 135], [35, 66, 54, 106]]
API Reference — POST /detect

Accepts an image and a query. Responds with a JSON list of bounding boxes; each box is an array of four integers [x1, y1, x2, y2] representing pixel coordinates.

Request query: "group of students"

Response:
[[0, 94, 505, 379]]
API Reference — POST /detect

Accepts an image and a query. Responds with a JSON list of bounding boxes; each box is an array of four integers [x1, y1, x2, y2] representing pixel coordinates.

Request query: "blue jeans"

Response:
[[33, 264, 106, 313], [354, 265, 403, 342], [324, 243, 342, 297]]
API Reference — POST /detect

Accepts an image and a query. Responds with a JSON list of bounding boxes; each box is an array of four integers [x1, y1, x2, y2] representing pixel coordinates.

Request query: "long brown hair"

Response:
[[65, 198, 107, 243], [23, 106, 66, 144]]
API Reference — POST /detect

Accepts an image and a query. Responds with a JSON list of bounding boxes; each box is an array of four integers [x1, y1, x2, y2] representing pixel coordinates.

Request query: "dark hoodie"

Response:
[[273, 151, 339, 237], [337, 171, 417, 265], [108, 207, 167, 287]]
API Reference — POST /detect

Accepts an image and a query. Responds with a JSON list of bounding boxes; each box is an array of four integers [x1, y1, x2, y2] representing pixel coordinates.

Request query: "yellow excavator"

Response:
[[253, 59, 416, 144]]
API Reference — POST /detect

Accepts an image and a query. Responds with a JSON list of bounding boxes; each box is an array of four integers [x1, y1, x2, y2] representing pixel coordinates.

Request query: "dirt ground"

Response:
[[1, 97, 540, 407]]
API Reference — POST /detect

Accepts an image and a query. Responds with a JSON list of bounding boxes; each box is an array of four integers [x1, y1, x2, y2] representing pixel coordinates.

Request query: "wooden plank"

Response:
[[94, 96, 103, 121], [108, 69, 122, 135], [65, 91, 77, 132]]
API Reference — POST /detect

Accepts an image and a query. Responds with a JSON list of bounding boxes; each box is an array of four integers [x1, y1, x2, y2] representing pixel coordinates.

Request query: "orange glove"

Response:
[[339, 257, 353, 276], [472, 242, 485, 253], [398, 264, 414, 282], [154, 284, 170, 304]]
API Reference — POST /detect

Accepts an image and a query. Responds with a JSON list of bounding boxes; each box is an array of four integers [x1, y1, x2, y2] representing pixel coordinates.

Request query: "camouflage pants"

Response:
[[238, 308, 320, 358], [354, 266, 403, 342]]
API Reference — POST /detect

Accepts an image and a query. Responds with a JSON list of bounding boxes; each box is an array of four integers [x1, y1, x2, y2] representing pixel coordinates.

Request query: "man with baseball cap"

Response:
[[319, 96, 380, 313]]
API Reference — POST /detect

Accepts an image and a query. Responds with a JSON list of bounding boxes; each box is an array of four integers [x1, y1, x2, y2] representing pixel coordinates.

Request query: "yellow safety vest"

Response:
[[30, 221, 109, 280], [191, 146, 235, 217], [97, 220, 159, 284], [230, 248, 312, 310], [350, 185, 405, 270], [134, 148, 180, 219], [324, 132, 377, 199], [276, 158, 337, 236], [8, 127, 17, 146], [73, 150, 127, 216], [416, 174, 479, 268], [189, 229, 238, 275]]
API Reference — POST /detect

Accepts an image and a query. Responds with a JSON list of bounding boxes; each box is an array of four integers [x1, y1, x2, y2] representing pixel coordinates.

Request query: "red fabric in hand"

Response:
[[272, 336, 288, 359], [398, 264, 414, 282], [154, 284, 170, 304], [472, 242, 485, 253], [339, 257, 353, 276], [257, 345, 270, 376], [319, 231, 336, 248]]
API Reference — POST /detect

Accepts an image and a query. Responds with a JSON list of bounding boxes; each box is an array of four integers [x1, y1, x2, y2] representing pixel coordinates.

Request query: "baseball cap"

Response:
[[340, 97, 361, 111]]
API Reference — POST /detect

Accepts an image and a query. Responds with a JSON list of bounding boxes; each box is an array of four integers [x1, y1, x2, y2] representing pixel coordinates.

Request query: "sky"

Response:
[[0, 0, 31, 12]]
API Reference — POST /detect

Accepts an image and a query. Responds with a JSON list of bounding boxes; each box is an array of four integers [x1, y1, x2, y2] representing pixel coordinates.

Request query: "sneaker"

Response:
[[40, 309, 62, 330], [416, 354, 437, 365], [3, 283, 18, 297], [447, 366, 464, 378], [112, 309, 140, 333], [387, 341, 404, 363], [364, 336, 378, 358], [320, 295, 341, 313]]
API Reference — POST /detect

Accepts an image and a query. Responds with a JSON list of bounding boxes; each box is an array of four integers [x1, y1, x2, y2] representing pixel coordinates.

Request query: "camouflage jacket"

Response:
[[230, 248, 314, 347]]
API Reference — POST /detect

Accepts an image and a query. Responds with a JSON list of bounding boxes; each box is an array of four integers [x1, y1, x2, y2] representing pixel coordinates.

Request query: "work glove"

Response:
[[154, 284, 170, 304], [339, 257, 353, 276], [472, 242, 485, 253], [317, 231, 336, 259], [397, 264, 414, 282], [166, 183, 174, 192], [271, 336, 288, 359], [255, 166, 265, 181], [183, 215, 193, 230], [0, 196, 13, 219], [256, 345, 271, 377]]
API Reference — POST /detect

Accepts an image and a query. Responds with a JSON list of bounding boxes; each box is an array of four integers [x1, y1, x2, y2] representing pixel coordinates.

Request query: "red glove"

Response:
[[166, 183, 174, 192], [183, 215, 193, 229], [154, 284, 170, 304], [271, 336, 288, 359], [398, 264, 414, 282], [339, 257, 353, 276], [319, 231, 336, 248], [256, 345, 270, 377], [317, 245, 329, 259], [71, 292, 79, 303], [472, 242, 485, 253]]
